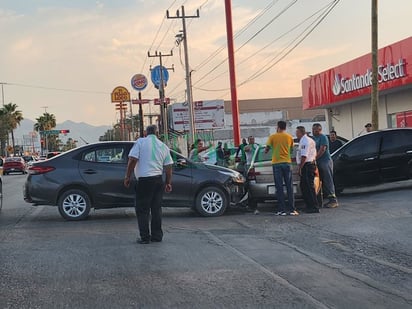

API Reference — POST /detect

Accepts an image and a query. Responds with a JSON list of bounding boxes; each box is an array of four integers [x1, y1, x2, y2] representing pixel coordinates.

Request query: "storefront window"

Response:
[[390, 110, 412, 128]]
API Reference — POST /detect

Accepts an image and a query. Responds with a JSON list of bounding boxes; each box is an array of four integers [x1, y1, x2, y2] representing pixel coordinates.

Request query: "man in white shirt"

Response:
[[296, 126, 319, 213], [124, 125, 173, 244]]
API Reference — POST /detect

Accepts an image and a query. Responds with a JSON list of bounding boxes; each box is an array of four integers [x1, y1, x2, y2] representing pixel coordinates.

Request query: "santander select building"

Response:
[[302, 37, 412, 139]]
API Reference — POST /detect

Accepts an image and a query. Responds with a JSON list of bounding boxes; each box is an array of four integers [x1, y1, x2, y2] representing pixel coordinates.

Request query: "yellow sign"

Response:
[[111, 86, 131, 103]]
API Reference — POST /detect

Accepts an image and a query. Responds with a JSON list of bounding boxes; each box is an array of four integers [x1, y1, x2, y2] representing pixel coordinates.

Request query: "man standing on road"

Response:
[[312, 123, 339, 208], [329, 130, 343, 154], [296, 126, 319, 213], [265, 121, 297, 216], [124, 125, 173, 244], [244, 136, 260, 214]]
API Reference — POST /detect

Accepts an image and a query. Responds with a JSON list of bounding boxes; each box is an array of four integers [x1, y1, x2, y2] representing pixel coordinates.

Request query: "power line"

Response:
[[240, 0, 341, 86], [196, 1, 336, 89], [4, 82, 109, 95]]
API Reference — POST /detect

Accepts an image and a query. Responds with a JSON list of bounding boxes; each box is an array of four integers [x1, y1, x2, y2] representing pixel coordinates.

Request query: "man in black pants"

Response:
[[296, 126, 319, 213], [124, 125, 173, 244]]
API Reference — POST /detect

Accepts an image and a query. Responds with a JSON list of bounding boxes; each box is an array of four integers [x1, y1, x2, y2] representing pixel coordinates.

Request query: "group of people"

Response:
[[254, 121, 339, 216], [122, 122, 343, 244]]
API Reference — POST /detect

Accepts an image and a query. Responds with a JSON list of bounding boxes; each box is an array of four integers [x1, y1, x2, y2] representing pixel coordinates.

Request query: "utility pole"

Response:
[[224, 0, 241, 146], [0, 82, 6, 106], [167, 6, 199, 146], [371, 0, 379, 130], [148, 51, 173, 141]]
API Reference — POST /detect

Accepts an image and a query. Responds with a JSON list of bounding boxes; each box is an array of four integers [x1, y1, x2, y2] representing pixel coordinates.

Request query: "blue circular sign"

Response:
[[131, 74, 148, 91], [151, 65, 169, 88]]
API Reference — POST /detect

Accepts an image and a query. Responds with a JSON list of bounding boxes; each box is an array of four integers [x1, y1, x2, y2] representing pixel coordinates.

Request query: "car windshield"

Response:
[[254, 144, 298, 163]]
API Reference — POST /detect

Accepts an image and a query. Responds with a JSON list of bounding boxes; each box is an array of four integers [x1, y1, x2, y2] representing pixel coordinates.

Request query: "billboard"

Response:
[[302, 37, 412, 109], [171, 100, 225, 131]]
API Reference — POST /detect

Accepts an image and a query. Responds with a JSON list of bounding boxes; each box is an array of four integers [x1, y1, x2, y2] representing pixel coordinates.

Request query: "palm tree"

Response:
[[1, 103, 24, 155], [34, 112, 57, 153]]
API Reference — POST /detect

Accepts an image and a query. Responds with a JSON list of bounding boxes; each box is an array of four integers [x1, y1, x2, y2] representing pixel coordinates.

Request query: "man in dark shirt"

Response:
[[329, 130, 343, 154]]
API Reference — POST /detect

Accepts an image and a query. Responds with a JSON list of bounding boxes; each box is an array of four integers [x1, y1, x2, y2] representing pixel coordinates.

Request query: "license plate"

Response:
[[267, 185, 297, 195]]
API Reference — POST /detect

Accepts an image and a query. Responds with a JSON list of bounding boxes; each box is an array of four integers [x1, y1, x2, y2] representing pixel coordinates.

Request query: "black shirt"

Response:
[[329, 139, 343, 154]]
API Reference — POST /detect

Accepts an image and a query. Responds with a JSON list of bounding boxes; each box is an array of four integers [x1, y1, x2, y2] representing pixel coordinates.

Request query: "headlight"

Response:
[[218, 170, 245, 183]]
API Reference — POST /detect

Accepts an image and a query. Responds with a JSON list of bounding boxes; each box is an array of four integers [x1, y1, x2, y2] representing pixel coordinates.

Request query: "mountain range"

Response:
[[14, 119, 112, 146]]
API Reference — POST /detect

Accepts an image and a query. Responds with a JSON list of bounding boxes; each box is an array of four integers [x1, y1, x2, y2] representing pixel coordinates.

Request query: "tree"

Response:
[[1, 103, 24, 155], [34, 112, 57, 153]]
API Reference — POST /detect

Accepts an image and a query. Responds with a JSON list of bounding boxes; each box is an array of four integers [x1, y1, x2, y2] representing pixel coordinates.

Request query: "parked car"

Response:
[[3, 157, 27, 175], [246, 144, 322, 208], [24, 142, 246, 220], [332, 128, 412, 193], [23, 155, 37, 167]]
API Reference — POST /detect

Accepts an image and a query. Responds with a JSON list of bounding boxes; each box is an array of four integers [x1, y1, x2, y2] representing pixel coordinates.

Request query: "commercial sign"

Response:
[[111, 86, 131, 103], [131, 74, 148, 91], [171, 100, 225, 131], [396, 111, 412, 128], [154, 98, 170, 105], [302, 37, 412, 109]]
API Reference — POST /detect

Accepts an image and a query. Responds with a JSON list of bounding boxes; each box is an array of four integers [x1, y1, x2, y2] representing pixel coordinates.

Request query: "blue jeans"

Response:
[[272, 163, 295, 212], [317, 159, 337, 201]]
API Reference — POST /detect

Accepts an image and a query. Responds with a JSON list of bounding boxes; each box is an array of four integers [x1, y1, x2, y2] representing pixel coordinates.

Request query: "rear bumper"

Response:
[[228, 182, 246, 204], [248, 180, 302, 201]]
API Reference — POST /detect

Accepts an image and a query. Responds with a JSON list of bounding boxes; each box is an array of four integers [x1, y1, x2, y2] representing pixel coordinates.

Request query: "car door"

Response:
[[379, 130, 412, 181], [333, 133, 381, 187], [162, 151, 193, 206], [78, 144, 135, 208]]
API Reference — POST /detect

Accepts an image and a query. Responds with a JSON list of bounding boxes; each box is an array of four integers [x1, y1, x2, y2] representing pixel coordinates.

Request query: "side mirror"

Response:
[[176, 158, 187, 168]]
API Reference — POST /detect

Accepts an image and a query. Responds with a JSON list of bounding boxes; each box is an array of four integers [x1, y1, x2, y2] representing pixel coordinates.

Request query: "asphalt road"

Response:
[[1, 174, 411, 309]]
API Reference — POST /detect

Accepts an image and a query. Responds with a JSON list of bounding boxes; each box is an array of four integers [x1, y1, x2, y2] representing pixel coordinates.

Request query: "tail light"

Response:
[[29, 166, 55, 175]]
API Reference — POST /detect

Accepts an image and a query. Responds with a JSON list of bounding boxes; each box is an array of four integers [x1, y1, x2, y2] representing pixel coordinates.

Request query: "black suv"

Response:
[[332, 128, 412, 193]]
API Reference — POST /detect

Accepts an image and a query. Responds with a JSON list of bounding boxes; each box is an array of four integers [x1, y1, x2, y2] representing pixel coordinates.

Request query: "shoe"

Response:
[[150, 238, 162, 242], [289, 210, 299, 216], [253, 210, 260, 215], [275, 211, 283, 216], [137, 239, 150, 244], [324, 200, 338, 208], [280, 212, 287, 216], [305, 208, 320, 214]]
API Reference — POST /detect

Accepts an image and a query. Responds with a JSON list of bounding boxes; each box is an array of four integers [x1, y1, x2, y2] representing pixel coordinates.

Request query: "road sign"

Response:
[[154, 98, 171, 105], [132, 99, 150, 104], [131, 74, 148, 91], [111, 86, 131, 103], [151, 66, 169, 88]]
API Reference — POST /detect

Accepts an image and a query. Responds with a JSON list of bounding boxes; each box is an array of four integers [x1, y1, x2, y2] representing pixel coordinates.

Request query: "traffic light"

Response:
[[59, 130, 70, 134]]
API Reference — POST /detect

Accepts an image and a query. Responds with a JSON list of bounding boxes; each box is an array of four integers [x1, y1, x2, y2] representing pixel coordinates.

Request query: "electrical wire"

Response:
[[4, 82, 109, 94]]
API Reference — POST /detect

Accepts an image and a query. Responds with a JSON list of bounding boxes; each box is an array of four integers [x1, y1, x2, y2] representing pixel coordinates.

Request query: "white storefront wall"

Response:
[[328, 88, 412, 139]]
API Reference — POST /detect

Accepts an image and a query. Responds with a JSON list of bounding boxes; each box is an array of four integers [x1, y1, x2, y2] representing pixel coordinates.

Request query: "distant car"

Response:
[[246, 144, 322, 208], [23, 155, 37, 166], [24, 142, 246, 220], [332, 128, 412, 193], [3, 157, 27, 175]]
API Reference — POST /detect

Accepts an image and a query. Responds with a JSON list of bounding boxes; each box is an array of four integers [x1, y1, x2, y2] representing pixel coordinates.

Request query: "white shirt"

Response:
[[297, 135, 317, 164], [245, 143, 259, 164], [128, 135, 174, 178]]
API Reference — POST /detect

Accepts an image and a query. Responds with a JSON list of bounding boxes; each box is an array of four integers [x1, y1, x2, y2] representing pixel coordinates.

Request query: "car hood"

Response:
[[203, 163, 245, 181]]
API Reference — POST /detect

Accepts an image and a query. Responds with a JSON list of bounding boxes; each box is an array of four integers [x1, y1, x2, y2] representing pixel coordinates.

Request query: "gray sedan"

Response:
[[23, 141, 246, 220]]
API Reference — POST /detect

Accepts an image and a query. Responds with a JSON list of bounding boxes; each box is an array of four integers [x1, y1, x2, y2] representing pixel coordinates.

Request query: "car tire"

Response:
[[58, 189, 91, 221], [195, 186, 228, 217]]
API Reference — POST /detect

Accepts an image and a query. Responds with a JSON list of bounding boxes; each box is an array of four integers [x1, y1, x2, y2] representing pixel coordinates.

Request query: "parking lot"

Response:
[[1, 174, 411, 308]]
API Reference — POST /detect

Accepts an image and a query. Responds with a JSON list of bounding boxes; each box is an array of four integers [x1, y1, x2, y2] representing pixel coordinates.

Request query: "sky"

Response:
[[0, 0, 411, 127]]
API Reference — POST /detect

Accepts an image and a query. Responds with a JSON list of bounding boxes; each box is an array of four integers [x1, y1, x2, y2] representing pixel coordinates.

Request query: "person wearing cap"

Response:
[[365, 123, 373, 133], [124, 125, 173, 244]]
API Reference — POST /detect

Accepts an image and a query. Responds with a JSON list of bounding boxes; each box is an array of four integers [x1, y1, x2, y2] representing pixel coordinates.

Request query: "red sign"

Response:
[[302, 37, 412, 109], [396, 111, 412, 128], [154, 98, 170, 105], [131, 99, 150, 104]]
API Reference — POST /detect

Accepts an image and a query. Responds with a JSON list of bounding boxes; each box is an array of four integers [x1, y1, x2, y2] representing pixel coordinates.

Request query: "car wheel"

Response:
[[195, 186, 228, 217], [58, 189, 91, 221]]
